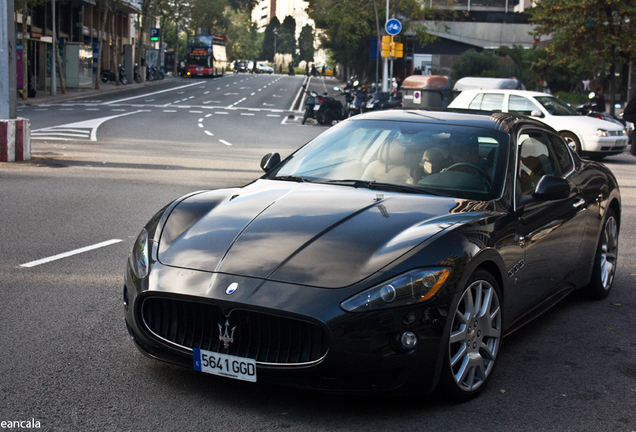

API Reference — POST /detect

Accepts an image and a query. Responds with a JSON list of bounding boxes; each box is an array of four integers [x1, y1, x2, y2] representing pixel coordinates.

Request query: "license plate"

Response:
[[193, 348, 257, 382], [314, 105, 321, 111]]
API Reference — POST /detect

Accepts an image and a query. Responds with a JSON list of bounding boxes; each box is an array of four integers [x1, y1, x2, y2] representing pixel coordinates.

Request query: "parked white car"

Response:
[[448, 89, 628, 158], [256, 62, 274, 74]]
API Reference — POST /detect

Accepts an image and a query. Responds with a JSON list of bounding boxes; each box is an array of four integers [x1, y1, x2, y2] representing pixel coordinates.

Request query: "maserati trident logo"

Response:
[[226, 282, 238, 295], [218, 319, 236, 349]]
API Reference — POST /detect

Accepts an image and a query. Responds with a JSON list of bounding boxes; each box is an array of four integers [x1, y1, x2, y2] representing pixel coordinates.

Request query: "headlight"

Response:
[[130, 228, 149, 279], [596, 129, 610, 137], [341, 268, 451, 312], [623, 128, 627, 136]]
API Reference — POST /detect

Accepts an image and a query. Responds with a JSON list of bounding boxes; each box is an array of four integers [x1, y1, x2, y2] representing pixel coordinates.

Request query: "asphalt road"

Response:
[[1, 77, 635, 431]]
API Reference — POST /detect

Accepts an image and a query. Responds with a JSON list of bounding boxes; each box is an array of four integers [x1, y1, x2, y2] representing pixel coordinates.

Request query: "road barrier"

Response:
[[0, 118, 31, 162]]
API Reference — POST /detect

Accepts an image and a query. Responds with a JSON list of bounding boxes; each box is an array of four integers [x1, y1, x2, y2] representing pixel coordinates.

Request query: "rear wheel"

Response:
[[561, 132, 582, 156], [582, 208, 618, 299], [438, 270, 502, 402]]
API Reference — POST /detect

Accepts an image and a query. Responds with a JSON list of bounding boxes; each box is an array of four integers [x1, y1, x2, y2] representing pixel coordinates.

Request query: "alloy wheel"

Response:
[[599, 215, 618, 291], [448, 279, 502, 392]]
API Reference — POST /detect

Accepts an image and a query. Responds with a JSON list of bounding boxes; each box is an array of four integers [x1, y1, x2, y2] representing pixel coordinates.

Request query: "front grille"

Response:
[[141, 297, 328, 366]]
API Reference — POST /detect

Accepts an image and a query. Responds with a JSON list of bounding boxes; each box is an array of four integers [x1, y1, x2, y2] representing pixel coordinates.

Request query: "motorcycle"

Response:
[[576, 92, 624, 126], [133, 63, 142, 84], [146, 66, 157, 82], [301, 85, 322, 125], [315, 87, 348, 126], [100, 65, 128, 85], [364, 91, 403, 112]]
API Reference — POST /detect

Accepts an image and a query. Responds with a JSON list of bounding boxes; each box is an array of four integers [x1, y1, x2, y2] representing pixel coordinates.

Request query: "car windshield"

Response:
[[188, 56, 210, 67], [272, 120, 509, 200], [534, 96, 579, 116]]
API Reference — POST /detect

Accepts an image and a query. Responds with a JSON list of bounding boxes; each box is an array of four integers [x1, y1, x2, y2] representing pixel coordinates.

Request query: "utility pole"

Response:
[[1, 0, 17, 119], [51, 0, 57, 95], [382, 0, 389, 92]]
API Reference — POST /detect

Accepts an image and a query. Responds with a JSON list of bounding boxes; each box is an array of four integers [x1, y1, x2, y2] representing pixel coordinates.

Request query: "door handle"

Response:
[[573, 198, 586, 209]]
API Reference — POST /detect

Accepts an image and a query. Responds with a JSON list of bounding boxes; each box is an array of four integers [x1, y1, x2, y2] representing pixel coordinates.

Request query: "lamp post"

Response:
[[51, 0, 57, 95], [273, 28, 278, 68]]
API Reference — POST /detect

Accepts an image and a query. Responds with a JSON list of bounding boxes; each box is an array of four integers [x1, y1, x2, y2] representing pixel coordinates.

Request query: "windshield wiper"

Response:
[[272, 175, 312, 183], [323, 179, 443, 196]]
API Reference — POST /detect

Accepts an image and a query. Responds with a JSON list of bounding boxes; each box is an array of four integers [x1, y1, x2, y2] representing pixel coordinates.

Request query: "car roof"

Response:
[[348, 109, 552, 134], [456, 89, 554, 98]]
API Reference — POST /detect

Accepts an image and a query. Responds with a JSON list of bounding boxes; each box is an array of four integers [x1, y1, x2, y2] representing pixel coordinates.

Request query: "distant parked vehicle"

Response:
[[449, 89, 628, 159]]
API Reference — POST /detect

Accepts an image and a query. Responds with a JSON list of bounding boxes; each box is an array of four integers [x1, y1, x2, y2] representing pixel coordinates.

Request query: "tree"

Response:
[[529, 0, 636, 114], [227, 8, 263, 61], [277, 16, 297, 56], [298, 24, 315, 64], [450, 49, 500, 81], [260, 17, 280, 62], [307, 0, 443, 78]]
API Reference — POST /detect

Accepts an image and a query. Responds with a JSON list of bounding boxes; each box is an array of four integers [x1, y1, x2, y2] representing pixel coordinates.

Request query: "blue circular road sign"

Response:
[[385, 19, 402, 35]]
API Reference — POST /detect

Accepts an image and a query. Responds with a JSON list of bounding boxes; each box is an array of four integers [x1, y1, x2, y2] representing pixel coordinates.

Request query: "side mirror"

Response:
[[530, 110, 543, 118], [260, 152, 281, 172], [533, 175, 570, 201]]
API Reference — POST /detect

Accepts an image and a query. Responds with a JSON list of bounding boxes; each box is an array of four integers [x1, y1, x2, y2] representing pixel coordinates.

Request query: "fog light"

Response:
[[400, 331, 418, 350]]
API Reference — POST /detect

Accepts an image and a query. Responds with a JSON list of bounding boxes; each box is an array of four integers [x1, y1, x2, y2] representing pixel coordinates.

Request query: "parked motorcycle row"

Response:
[[99, 64, 163, 85], [301, 79, 403, 126]]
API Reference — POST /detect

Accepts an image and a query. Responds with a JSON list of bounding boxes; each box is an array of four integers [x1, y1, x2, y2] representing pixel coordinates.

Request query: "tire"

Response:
[[317, 111, 332, 126], [438, 270, 502, 402], [158, 72, 164, 80], [582, 208, 618, 299], [134, 75, 141, 84], [120, 76, 128, 85], [100, 74, 108, 84], [561, 132, 582, 156], [302, 110, 310, 125]]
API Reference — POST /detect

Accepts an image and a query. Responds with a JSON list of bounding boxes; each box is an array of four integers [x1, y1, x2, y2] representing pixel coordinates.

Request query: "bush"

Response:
[[554, 91, 589, 105]]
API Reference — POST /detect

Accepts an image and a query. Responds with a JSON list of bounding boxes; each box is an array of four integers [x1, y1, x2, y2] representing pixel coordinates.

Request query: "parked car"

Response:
[[124, 110, 620, 401], [256, 62, 274, 74], [449, 89, 628, 159]]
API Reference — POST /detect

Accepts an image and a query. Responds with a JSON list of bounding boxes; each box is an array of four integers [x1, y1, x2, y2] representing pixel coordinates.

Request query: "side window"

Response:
[[481, 93, 504, 111], [468, 93, 484, 109], [517, 131, 560, 196], [508, 95, 540, 115], [547, 133, 573, 175]]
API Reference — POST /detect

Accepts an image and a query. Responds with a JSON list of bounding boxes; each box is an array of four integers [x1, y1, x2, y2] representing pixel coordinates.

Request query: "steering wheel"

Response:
[[445, 163, 492, 190]]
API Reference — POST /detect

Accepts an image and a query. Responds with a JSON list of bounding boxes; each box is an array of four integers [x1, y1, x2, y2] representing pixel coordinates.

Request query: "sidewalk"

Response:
[[17, 74, 179, 107]]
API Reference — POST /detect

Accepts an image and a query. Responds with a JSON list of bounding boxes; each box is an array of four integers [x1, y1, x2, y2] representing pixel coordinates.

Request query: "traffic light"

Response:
[[390, 36, 403, 58], [381, 36, 391, 58], [381, 35, 403, 58]]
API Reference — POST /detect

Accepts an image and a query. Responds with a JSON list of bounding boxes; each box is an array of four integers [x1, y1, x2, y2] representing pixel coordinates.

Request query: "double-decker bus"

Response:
[[185, 35, 227, 77]]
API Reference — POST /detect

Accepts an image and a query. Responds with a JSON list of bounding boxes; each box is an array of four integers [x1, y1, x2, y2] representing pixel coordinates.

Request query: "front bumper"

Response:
[[123, 262, 451, 394], [581, 134, 628, 154]]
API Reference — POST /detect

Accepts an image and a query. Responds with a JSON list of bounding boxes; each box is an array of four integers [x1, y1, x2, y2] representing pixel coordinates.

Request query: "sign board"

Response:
[[385, 19, 401, 36], [413, 91, 421, 105], [150, 28, 159, 41]]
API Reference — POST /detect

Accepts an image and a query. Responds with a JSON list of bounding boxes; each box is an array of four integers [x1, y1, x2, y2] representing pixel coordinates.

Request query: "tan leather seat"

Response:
[[361, 139, 421, 184]]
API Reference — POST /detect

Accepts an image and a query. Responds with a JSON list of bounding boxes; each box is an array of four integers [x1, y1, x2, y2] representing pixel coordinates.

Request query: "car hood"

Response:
[[542, 114, 625, 131], [157, 180, 481, 288]]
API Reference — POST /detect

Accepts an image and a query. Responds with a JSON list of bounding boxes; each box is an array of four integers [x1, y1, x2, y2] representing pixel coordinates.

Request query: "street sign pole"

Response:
[[1, 0, 17, 119]]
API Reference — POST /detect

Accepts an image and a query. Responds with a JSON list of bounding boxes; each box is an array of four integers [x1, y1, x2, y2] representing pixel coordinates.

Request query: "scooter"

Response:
[[576, 92, 624, 126], [315, 87, 347, 126], [100, 65, 128, 85], [301, 85, 320, 125], [364, 91, 403, 112]]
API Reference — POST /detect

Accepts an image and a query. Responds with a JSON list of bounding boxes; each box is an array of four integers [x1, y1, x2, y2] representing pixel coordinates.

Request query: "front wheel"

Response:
[[120, 76, 128, 85], [582, 208, 618, 299], [561, 132, 582, 156], [438, 270, 502, 402]]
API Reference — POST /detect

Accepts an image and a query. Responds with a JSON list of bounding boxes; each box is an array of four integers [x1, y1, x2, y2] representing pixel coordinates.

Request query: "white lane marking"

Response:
[[103, 81, 202, 104], [204, 91, 210, 95], [216, 112, 228, 115], [31, 110, 149, 141], [204, 130, 214, 136], [198, 123, 204, 128], [198, 118, 204, 122], [20, 239, 123, 268], [219, 139, 232, 146], [205, 114, 212, 118], [240, 113, 255, 116], [111, 109, 127, 111], [190, 110, 203, 113], [267, 114, 280, 117], [163, 110, 177, 112]]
